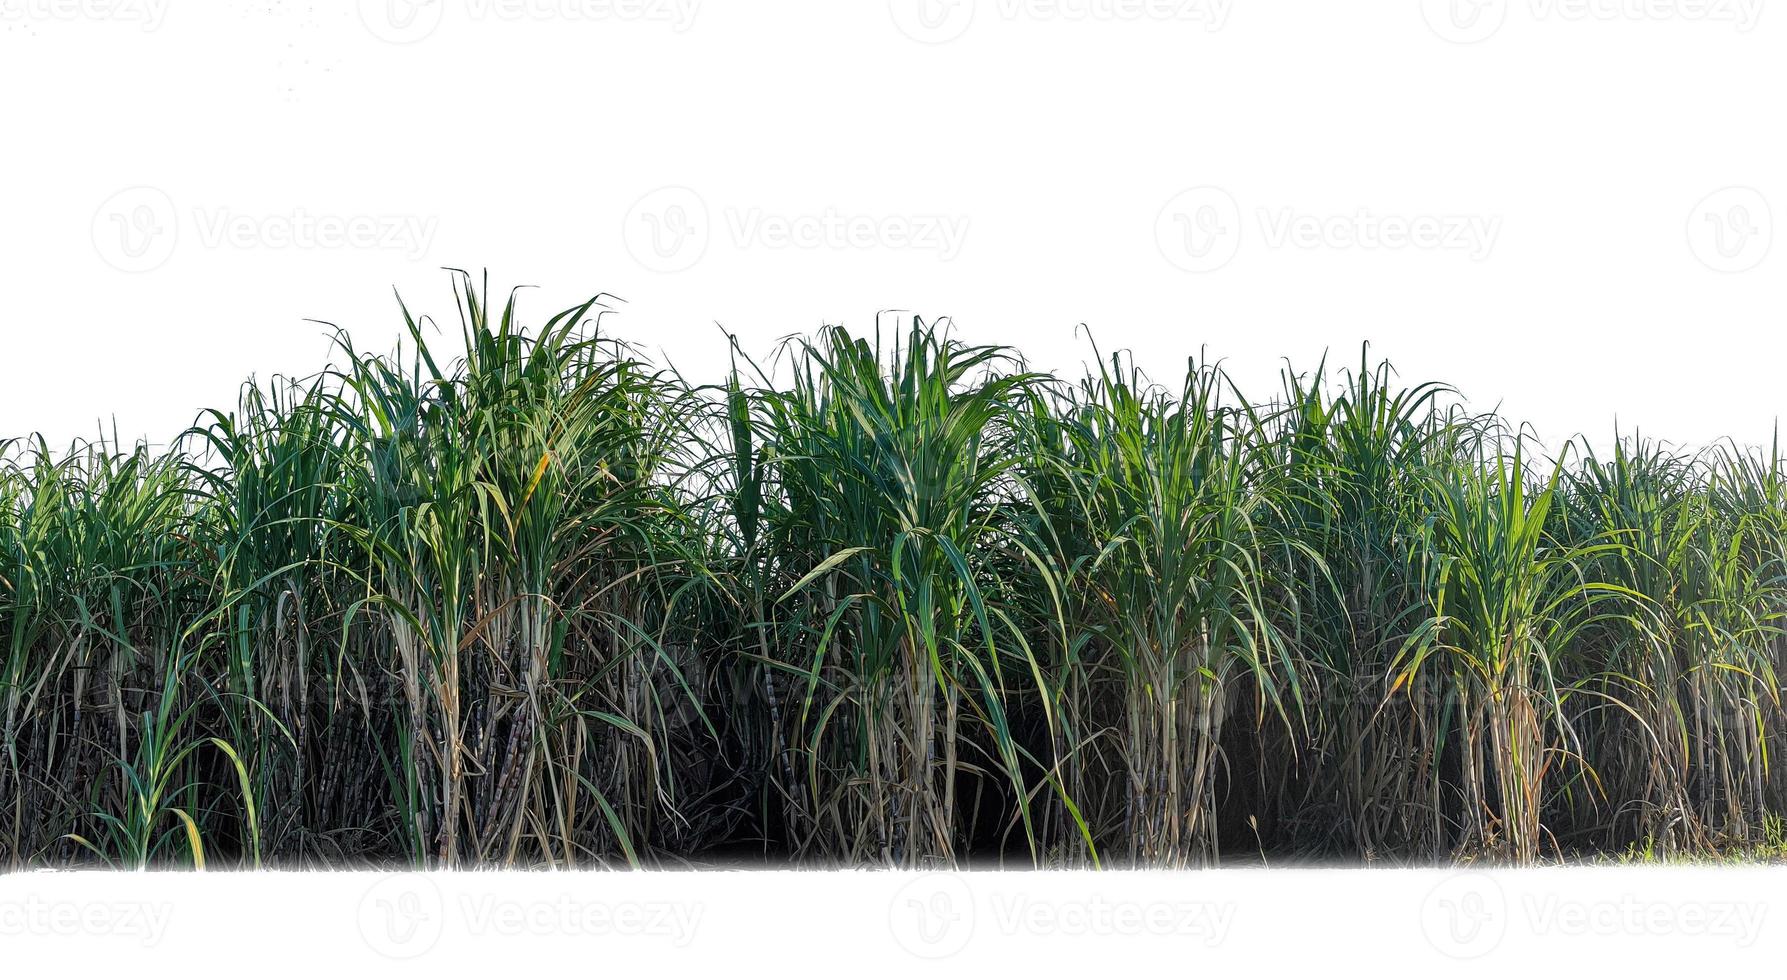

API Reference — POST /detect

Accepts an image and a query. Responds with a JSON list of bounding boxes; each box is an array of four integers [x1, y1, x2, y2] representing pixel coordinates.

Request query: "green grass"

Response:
[[1, 273, 1783, 869]]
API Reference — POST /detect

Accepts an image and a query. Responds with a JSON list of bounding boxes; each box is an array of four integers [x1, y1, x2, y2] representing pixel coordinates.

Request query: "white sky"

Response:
[[0, 0, 1780, 455]]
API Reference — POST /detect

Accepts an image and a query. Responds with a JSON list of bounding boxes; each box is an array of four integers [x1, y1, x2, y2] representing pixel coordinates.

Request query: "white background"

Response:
[[1, 0, 1780, 453], [1, 867, 1780, 975], [2, 0, 1783, 971]]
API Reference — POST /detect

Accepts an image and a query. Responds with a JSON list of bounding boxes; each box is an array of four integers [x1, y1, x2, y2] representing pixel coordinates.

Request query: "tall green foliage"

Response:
[[2, 276, 1783, 869]]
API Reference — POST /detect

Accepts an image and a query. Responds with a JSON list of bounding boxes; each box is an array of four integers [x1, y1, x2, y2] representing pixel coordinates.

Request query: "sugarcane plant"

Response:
[[2, 273, 1784, 869]]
